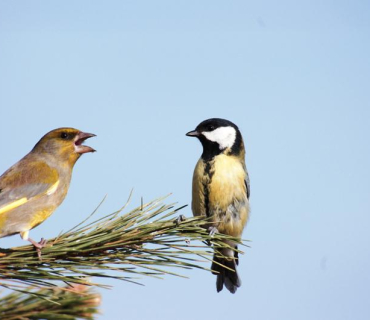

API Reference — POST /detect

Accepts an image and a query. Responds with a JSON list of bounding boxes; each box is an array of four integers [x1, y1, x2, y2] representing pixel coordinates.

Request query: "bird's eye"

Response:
[[60, 132, 69, 139], [208, 125, 215, 131]]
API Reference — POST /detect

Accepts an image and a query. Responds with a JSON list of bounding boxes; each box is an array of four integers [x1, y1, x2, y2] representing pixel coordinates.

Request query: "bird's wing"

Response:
[[0, 160, 59, 214], [245, 171, 250, 200]]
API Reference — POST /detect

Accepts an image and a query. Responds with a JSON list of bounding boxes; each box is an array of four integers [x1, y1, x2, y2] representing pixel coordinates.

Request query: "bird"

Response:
[[0, 128, 96, 258], [186, 118, 250, 293]]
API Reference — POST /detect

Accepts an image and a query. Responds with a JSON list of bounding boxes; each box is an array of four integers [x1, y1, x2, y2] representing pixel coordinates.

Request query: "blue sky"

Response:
[[1, 1, 370, 319]]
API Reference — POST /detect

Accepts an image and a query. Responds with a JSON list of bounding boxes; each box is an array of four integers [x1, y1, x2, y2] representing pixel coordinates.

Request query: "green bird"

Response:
[[0, 128, 95, 257]]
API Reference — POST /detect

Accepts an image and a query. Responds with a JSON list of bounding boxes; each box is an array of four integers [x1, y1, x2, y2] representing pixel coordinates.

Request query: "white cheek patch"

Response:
[[202, 126, 237, 150]]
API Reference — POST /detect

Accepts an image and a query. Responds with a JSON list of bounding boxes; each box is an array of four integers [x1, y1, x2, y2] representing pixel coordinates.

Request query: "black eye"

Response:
[[61, 132, 69, 139], [208, 125, 215, 131]]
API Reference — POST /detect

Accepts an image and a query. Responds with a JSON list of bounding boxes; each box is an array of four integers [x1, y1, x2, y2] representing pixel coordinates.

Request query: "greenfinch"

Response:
[[0, 128, 95, 257]]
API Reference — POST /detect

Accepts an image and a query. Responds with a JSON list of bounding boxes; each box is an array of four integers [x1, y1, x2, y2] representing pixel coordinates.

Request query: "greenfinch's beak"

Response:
[[75, 132, 96, 154], [186, 130, 200, 137]]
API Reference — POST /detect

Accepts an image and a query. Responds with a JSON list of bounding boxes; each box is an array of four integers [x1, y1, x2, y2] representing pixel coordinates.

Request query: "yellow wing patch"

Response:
[[46, 180, 60, 195], [0, 198, 28, 215], [0, 180, 60, 216]]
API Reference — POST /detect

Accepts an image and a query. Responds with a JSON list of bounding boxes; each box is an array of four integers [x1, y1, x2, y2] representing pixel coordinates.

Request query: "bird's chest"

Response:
[[193, 155, 247, 217]]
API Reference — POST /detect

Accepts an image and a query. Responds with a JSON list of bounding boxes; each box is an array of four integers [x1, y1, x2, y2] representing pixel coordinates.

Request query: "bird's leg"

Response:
[[206, 226, 219, 246], [174, 214, 186, 226], [28, 237, 48, 260]]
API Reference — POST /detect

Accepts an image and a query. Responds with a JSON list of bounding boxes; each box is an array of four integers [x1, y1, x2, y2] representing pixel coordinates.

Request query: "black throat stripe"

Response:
[[203, 160, 215, 218]]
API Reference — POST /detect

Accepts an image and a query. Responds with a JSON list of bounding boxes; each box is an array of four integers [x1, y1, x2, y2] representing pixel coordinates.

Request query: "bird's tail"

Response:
[[211, 246, 241, 294]]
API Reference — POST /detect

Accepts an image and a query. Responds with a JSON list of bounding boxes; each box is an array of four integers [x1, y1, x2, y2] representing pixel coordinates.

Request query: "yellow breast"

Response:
[[209, 154, 246, 208], [191, 154, 249, 237]]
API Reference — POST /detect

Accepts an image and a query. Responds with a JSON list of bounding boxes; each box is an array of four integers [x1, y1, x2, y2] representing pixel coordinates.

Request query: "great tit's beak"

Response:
[[75, 132, 96, 154], [186, 130, 200, 137]]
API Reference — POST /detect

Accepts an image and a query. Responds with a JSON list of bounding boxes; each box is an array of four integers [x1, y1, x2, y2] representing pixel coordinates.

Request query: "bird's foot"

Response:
[[208, 226, 219, 237], [206, 226, 219, 246], [28, 238, 47, 260], [174, 214, 186, 226]]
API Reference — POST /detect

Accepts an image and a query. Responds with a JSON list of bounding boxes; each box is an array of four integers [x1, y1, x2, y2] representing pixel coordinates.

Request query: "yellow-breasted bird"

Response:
[[0, 128, 95, 257], [187, 118, 250, 293]]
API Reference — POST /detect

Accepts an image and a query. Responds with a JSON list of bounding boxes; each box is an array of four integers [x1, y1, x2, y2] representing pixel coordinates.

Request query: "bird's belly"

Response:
[[208, 156, 249, 237], [211, 202, 249, 238]]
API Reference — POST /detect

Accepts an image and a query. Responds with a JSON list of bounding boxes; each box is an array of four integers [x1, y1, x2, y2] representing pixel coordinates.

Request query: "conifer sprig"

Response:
[[0, 196, 245, 295]]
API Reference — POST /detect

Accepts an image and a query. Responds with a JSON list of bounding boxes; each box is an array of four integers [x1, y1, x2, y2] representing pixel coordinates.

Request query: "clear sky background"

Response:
[[1, 1, 370, 319]]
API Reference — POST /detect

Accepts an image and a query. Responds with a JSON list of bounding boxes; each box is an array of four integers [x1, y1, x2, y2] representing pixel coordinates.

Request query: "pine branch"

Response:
[[0, 284, 100, 320], [0, 195, 246, 295]]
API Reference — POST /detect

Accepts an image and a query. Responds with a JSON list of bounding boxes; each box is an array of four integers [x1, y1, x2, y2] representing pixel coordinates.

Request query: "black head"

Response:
[[186, 118, 243, 161]]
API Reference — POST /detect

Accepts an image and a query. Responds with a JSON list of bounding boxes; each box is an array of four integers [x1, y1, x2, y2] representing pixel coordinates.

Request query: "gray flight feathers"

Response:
[[0, 183, 53, 207]]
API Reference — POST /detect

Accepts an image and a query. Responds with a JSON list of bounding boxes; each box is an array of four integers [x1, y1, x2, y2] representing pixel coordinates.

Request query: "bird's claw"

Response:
[[29, 237, 48, 260], [208, 226, 219, 237], [174, 214, 186, 226], [206, 227, 219, 246]]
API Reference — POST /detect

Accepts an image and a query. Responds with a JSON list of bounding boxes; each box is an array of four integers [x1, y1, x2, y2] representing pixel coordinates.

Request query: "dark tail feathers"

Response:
[[211, 250, 241, 294]]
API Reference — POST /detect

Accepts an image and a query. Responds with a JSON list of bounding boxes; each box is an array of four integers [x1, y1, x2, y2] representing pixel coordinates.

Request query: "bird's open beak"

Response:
[[75, 132, 96, 154], [186, 130, 200, 137]]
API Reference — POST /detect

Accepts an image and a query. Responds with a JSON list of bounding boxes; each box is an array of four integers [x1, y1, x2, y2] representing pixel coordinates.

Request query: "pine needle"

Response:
[[0, 196, 247, 297], [0, 284, 101, 319]]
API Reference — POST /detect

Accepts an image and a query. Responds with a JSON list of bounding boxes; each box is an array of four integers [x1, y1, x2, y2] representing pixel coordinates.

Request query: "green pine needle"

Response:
[[0, 195, 248, 299]]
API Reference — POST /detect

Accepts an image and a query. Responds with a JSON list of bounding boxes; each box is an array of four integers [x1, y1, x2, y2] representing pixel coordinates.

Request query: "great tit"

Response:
[[187, 118, 250, 293]]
